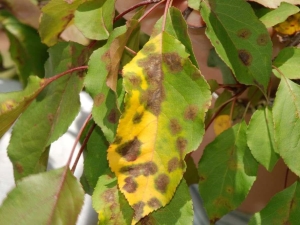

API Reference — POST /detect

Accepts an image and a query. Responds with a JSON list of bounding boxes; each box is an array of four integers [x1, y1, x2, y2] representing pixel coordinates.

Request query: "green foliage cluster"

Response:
[[0, 0, 300, 224]]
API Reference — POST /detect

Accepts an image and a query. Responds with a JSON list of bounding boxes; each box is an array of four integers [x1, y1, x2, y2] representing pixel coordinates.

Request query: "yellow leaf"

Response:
[[214, 115, 232, 135], [274, 13, 300, 35]]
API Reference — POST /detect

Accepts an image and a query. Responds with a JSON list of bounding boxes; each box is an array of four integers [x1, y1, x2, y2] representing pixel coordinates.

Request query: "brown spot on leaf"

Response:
[[199, 175, 206, 182], [123, 177, 138, 193], [128, 75, 142, 87], [155, 174, 170, 193], [147, 197, 162, 208], [191, 71, 202, 80], [141, 88, 165, 115], [226, 186, 234, 194], [163, 52, 183, 73], [116, 137, 141, 161], [62, 13, 74, 21], [119, 162, 158, 177], [176, 137, 188, 153], [94, 93, 105, 107], [15, 162, 23, 174], [238, 49, 252, 66], [113, 136, 122, 144], [108, 109, 118, 124], [214, 197, 232, 209], [102, 189, 115, 203], [132, 112, 143, 124], [133, 201, 146, 221], [142, 43, 156, 53], [168, 157, 180, 172], [210, 217, 220, 224], [237, 28, 251, 39], [139, 216, 154, 225], [169, 119, 182, 134], [184, 105, 198, 120], [257, 33, 269, 46], [47, 113, 54, 124]]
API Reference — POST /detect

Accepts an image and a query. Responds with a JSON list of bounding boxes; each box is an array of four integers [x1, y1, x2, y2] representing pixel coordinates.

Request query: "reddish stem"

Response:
[[125, 46, 137, 56], [162, 0, 173, 31], [45, 66, 88, 85], [138, 0, 166, 23]]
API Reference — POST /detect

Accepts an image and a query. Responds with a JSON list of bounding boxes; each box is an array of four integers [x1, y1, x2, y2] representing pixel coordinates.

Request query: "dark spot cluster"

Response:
[[94, 93, 105, 107], [168, 157, 180, 173], [116, 137, 141, 161], [133, 201, 146, 221], [184, 105, 198, 121], [147, 197, 162, 208], [256, 33, 268, 46], [176, 137, 188, 153], [154, 174, 170, 193], [119, 162, 158, 177], [162, 52, 183, 73], [237, 28, 251, 39], [128, 74, 142, 87], [141, 88, 165, 116], [238, 49, 252, 66], [169, 119, 182, 134], [123, 176, 138, 193], [139, 216, 154, 225], [108, 108, 119, 124], [132, 111, 144, 124]]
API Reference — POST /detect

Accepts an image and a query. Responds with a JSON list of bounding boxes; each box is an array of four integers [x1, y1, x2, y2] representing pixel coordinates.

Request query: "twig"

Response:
[[138, 0, 166, 23], [125, 46, 137, 56], [46, 66, 88, 84], [162, 0, 173, 31]]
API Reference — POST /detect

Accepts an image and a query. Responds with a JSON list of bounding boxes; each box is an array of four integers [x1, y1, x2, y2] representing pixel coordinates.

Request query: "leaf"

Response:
[[39, 0, 85, 46], [0, 167, 84, 225], [74, 0, 115, 40], [107, 32, 211, 224], [188, 0, 200, 11], [249, 0, 300, 9], [0, 10, 48, 85], [255, 2, 300, 28], [248, 181, 300, 225], [137, 179, 193, 225], [273, 77, 300, 176], [0, 76, 45, 138], [198, 122, 258, 223], [273, 47, 300, 79], [152, 7, 199, 68], [200, 0, 272, 90], [247, 107, 279, 171], [85, 20, 140, 142], [213, 114, 232, 135], [8, 42, 86, 180], [92, 172, 134, 225], [183, 155, 199, 186], [274, 12, 300, 35]]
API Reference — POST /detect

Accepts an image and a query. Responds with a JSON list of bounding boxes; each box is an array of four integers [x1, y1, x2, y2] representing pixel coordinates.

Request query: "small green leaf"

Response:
[[8, 42, 86, 180], [247, 107, 279, 171], [39, 0, 85, 46], [0, 167, 84, 225], [273, 47, 300, 79], [255, 2, 299, 27], [198, 122, 258, 223], [200, 0, 272, 90], [0, 10, 48, 85], [188, 0, 200, 11], [74, 0, 115, 40], [273, 77, 300, 176], [249, 181, 300, 225]]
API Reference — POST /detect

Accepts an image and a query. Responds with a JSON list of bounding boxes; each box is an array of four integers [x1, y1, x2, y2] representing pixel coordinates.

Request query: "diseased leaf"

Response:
[[74, 0, 115, 40], [249, 0, 300, 9], [249, 181, 300, 225], [107, 32, 211, 224], [273, 77, 300, 176], [8, 42, 86, 180], [0, 76, 45, 138], [0, 10, 48, 85], [152, 7, 199, 68], [273, 47, 300, 79], [255, 2, 300, 28], [198, 122, 258, 223], [137, 179, 193, 225], [39, 0, 85, 46], [85, 20, 140, 142], [274, 12, 300, 35], [200, 0, 272, 90], [213, 115, 232, 135], [247, 107, 279, 171], [0, 167, 84, 224]]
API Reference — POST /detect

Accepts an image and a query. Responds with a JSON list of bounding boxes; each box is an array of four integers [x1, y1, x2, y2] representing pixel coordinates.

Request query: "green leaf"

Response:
[[83, 126, 109, 191], [137, 179, 194, 225], [200, 0, 272, 90], [198, 122, 258, 223], [74, 0, 115, 40], [0, 167, 84, 224], [188, 0, 200, 11], [0, 76, 45, 138], [183, 155, 200, 186], [255, 2, 300, 28], [247, 107, 279, 171], [39, 0, 85, 46], [152, 7, 199, 68], [8, 42, 85, 180], [107, 32, 211, 223], [273, 77, 300, 176], [92, 172, 134, 225], [0, 10, 48, 85], [273, 47, 300, 79], [249, 181, 300, 225], [85, 20, 140, 142]]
